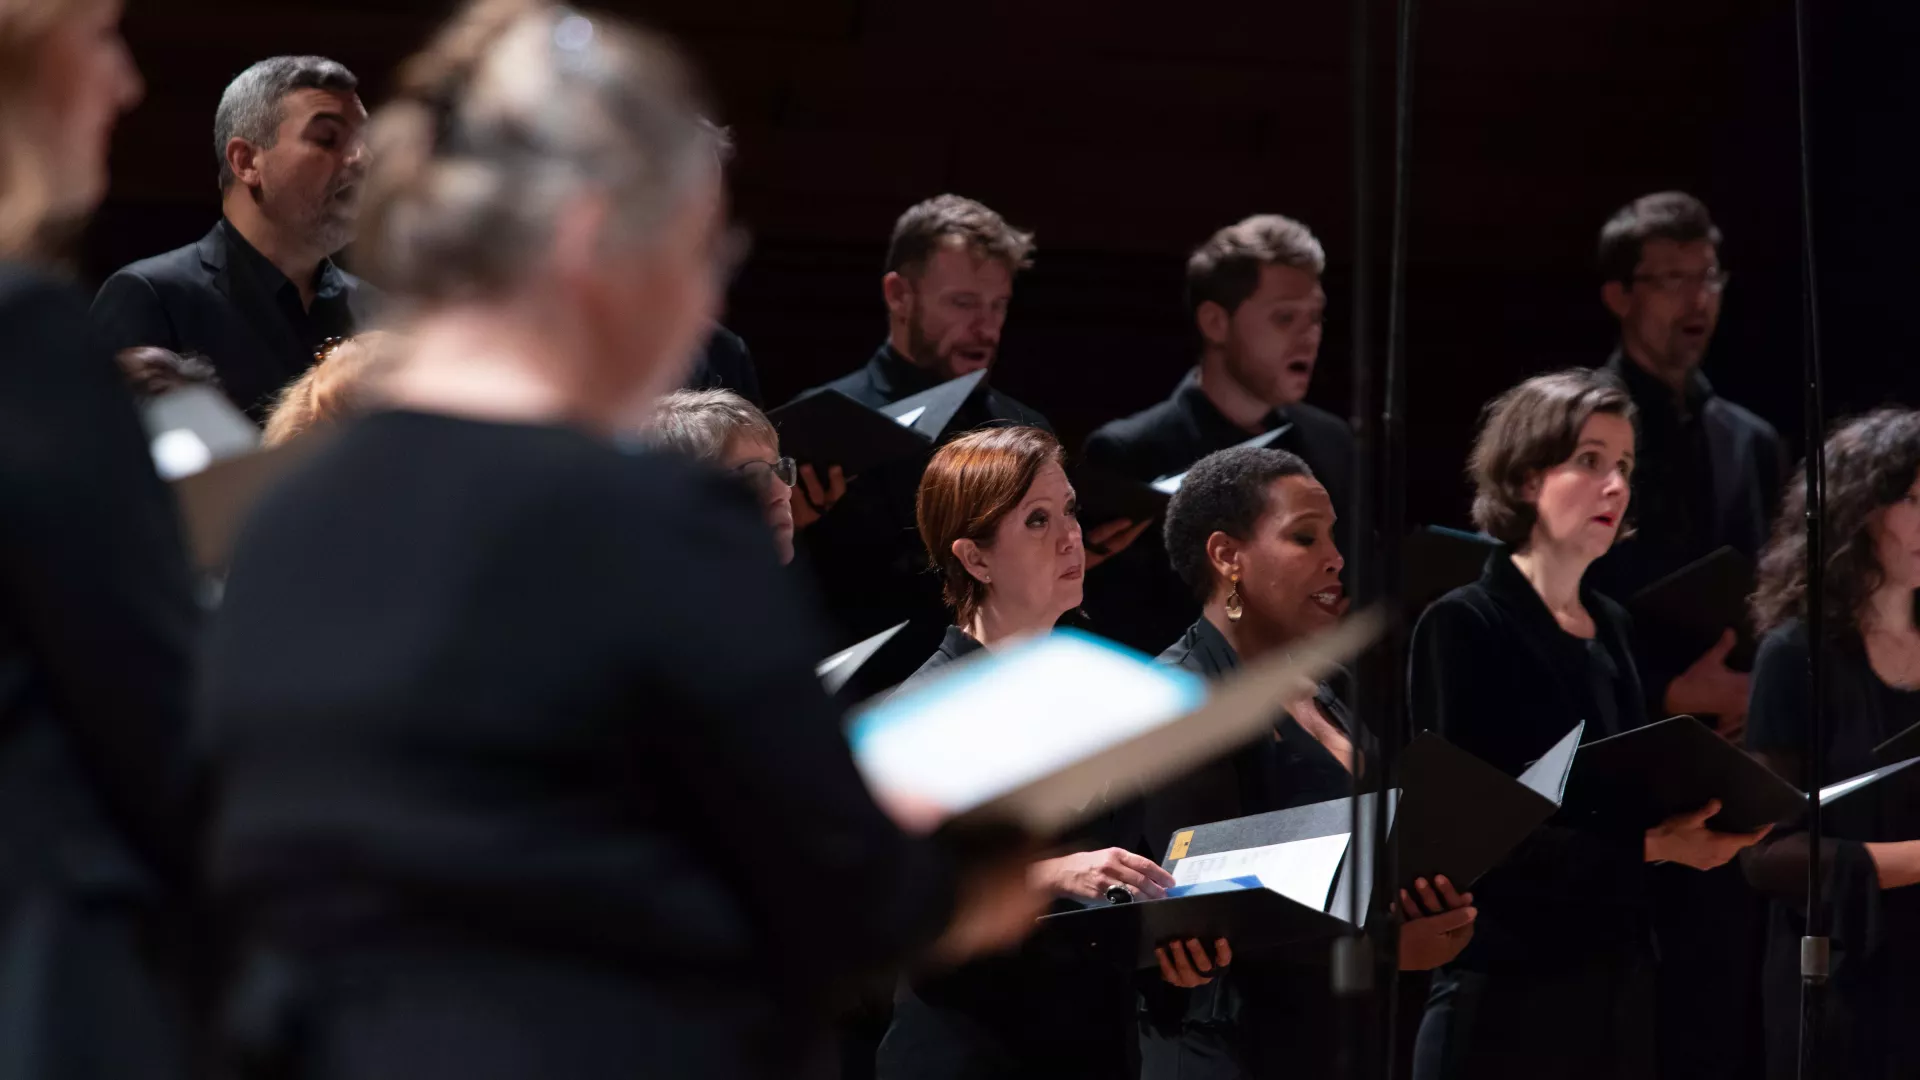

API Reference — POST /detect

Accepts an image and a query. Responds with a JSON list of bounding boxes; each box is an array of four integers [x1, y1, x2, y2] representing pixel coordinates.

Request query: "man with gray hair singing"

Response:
[[92, 55, 380, 421]]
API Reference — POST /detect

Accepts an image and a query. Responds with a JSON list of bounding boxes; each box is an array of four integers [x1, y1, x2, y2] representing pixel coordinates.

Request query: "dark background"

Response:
[[90, 0, 1920, 532]]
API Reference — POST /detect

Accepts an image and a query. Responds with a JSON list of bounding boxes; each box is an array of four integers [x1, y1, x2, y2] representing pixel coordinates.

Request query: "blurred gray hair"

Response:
[[214, 55, 359, 191], [355, 2, 721, 303], [649, 388, 778, 462]]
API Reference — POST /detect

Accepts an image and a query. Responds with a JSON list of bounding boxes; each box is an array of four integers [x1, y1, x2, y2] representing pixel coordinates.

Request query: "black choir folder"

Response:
[[1067, 465, 1172, 531], [767, 370, 985, 476], [846, 612, 1384, 840], [1627, 545, 1759, 670], [1041, 726, 1581, 968], [1560, 715, 1920, 833], [1070, 424, 1297, 531]]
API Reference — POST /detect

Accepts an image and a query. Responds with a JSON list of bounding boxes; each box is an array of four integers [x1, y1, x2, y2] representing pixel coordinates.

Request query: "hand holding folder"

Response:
[[1039, 725, 1576, 968], [1560, 715, 1920, 833]]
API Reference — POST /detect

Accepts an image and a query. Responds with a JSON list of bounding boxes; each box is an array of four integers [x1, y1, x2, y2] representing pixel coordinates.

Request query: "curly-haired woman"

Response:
[[1745, 407, 1920, 1079]]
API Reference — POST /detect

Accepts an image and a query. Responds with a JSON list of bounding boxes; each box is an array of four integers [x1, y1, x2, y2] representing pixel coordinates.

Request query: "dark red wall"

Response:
[[90, 0, 1915, 531]]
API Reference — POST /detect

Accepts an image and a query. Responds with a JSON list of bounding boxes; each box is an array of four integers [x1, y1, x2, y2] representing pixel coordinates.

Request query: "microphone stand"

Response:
[[1341, 0, 1417, 1074], [1791, 0, 1830, 1071]]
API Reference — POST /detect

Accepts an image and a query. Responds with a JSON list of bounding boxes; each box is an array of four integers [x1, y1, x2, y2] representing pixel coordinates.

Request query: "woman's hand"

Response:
[[1030, 847, 1176, 901], [1394, 875, 1477, 971], [792, 464, 847, 529], [1644, 799, 1773, 869], [1155, 937, 1231, 987]]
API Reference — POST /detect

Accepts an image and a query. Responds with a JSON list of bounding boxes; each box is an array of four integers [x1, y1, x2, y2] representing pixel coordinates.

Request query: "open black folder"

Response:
[[1040, 726, 1582, 968], [1560, 715, 1920, 832], [766, 370, 986, 476]]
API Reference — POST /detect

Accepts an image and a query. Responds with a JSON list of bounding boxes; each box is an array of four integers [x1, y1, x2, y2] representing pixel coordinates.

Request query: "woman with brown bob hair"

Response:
[[1408, 369, 1767, 1080], [0, 3, 199, 1078], [1744, 408, 1920, 1078], [197, 3, 1038, 1077], [880, 425, 1213, 1080]]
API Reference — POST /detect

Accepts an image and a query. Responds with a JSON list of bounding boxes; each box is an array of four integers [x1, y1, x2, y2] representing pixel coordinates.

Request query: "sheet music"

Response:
[[1171, 832, 1350, 912]]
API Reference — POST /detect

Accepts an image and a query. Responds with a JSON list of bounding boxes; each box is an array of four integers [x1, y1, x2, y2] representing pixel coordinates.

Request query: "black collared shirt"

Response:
[[1080, 368, 1355, 655], [91, 218, 376, 421], [219, 218, 360, 366]]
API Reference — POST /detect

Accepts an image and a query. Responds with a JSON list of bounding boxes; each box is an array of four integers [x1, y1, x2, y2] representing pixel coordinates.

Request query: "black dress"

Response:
[[1744, 619, 1920, 1079], [876, 627, 1146, 1080], [1138, 617, 1369, 1080], [0, 263, 199, 1080], [201, 411, 958, 1080], [1408, 551, 1657, 1080]]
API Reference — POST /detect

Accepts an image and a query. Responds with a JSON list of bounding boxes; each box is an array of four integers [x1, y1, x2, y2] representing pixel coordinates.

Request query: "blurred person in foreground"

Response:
[[0, 1, 200, 1077], [197, 3, 1041, 1078]]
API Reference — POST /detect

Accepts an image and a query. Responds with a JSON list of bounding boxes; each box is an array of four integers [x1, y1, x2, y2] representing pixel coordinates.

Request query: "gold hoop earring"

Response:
[[1224, 572, 1243, 623]]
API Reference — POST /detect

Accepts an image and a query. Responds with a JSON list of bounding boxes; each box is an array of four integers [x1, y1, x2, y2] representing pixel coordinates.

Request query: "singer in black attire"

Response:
[[1410, 370, 1765, 1080], [1141, 446, 1473, 1080], [203, 413, 961, 1078], [0, 9, 197, 1076], [1742, 409, 1920, 1080], [1082, 212, 1355, 658], [193, 10, 1039, 1077], [875, 426, 1185, 1080]]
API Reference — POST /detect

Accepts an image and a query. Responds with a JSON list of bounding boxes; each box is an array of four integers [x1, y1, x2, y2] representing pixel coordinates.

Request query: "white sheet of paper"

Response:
[[1819, 755, 1920, 804], [1172, 832, 1351, 913], [851, 632, 1206, 814]]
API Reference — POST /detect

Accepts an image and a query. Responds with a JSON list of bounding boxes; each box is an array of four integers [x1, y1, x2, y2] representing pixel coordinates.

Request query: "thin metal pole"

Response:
[[1790, 0, 1829, 1073], [1339, 0, 1380, 1073]]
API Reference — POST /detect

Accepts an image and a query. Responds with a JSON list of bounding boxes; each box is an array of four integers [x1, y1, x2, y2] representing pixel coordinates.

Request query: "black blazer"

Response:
[[90, 220, 378, 421], [1409, 550, 1653, 971], [1080, 369, 1354, 655], [0, 262, 198, 1080]]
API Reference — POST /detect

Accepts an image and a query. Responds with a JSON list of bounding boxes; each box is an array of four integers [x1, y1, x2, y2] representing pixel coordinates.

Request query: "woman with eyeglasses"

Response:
[[650, 388, 801, 564], [197, 4, 1042, 1078]]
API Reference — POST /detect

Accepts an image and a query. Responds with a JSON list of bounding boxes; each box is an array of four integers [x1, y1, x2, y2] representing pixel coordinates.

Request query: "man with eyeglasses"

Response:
[[1588, 190, 1785, 1080]]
